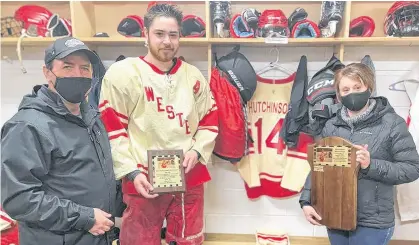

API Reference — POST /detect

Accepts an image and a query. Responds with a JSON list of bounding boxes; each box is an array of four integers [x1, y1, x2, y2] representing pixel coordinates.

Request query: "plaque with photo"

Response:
[[147, 150, 186, 194]]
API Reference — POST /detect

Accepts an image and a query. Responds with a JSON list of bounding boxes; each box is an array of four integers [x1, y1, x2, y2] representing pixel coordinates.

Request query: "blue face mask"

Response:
[[341, 89, 371, 111]]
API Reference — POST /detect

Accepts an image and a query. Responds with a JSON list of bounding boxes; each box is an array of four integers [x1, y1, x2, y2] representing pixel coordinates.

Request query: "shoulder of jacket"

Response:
[[383, 111, 406, 128], [2, 112, 54, 142]]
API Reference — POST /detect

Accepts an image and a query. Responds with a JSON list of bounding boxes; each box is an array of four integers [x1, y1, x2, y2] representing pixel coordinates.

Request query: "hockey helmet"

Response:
[[117, 15, 144, 37], [230, 13, 254, 38], [14, 5, 53, 37], [349, 16, 375, 37], [181, 15, 206, 37], [258, 9, 289, 38], [384, 1, 419, 37]]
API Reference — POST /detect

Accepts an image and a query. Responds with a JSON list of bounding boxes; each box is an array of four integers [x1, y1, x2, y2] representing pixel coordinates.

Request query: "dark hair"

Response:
[[144, 3, 183, 30]]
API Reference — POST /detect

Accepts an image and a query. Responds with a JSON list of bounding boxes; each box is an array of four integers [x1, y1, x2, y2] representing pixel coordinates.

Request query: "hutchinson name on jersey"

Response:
[[236, 72, 313, 199]]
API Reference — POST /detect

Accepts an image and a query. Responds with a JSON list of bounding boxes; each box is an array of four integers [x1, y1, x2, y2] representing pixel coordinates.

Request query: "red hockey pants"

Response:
[[119, 184, 204, 245]]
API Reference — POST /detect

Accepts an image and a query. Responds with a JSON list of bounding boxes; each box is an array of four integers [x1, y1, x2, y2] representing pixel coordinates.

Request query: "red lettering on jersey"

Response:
[[145, 87, 155, 102], [278, 103, 283, 114], [283, 103, 288, 114], [185, 120, 191, 134], [156, 97, 164, 112], [262, 102, 267, 112], [177, 113, 184, 127], [267, 102, 271, 111], [248, 102, 253, 112], [166, 105, 175, 119]]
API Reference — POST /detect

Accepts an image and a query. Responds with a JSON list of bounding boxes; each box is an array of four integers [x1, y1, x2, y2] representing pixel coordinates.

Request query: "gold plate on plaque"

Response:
[[147, 150, 186, 194], [314, 146, 351, 167]]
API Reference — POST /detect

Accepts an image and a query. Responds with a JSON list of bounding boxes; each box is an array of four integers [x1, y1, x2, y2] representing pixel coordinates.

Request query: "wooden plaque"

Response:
[[307, 136, 360, 231], [147, 150, 186, 194]]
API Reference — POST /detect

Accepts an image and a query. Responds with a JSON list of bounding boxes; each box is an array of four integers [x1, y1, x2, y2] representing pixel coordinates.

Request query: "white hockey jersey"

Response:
[[236, 73, 313, 199], [397, 80, 419, 222], [99, 57, 218, 194]]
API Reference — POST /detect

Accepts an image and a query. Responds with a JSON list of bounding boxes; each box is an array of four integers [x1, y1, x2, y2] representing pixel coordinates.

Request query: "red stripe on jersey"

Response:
[[101, 107, 128, 132], [244, 179, 299, 199], [286, 154, 307, 160], [99, 100, 129, 120], [0, 214, 13, 225], [259, 172, 283, 179], [137, 163, 149, 171], [109, 132, 128, 140], [257, 234, 288, 241], [140, 56, 182, 75]]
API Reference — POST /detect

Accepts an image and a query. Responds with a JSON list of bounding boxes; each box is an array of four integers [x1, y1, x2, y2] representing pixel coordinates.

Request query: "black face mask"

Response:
[[341, 90, 371, 112], [55, 77, 92, 104]]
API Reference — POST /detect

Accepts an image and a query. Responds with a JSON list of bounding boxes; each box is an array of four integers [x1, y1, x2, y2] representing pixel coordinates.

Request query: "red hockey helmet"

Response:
[[181, 15, 206, 37], [117, 15, 144, 37], [349, 16, 375, 37], [258, 9, 289, 38], [14, 5, 53, 37], [230, 13, 255, 38], [384, 1, 419, 37]]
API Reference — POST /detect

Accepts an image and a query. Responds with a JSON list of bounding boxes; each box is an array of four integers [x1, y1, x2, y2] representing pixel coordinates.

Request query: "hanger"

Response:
[[388, 79, 419, 92], [256, 47, 294, 76]]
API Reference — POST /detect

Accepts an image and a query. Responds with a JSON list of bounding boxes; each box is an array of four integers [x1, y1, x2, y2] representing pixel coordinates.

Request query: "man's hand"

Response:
[[183, 150, 199, 174], [354, 144, 370, 169], [133, 173, 158, 198], [302, 206, 322, 226], [89, 208, 114, 236]]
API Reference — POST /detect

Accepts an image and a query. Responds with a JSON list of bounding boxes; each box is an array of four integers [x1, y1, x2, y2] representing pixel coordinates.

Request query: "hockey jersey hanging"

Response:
[[236, 56, 313, 199], [396, 66, 419, 222]]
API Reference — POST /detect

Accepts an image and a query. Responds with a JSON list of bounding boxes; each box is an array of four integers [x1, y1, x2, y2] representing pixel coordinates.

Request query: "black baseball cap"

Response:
[[44, 37, 99, 65]]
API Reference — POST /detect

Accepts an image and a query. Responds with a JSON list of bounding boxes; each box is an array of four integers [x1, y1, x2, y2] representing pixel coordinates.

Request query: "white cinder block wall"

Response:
[[1, 45, 418, 241]]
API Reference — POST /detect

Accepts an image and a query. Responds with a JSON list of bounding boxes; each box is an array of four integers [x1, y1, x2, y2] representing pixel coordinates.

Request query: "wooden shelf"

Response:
[[1, 37, 59, 46], [2, 0, 418, 64], [340, 37, 419, 46], [208, 38, 342, 46], [0, 37, 209, 46], [3, 36, 419, 47]]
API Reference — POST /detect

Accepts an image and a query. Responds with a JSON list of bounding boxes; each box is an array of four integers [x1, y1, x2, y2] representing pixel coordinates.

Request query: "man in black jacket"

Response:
[[1, 37, 117, 245]]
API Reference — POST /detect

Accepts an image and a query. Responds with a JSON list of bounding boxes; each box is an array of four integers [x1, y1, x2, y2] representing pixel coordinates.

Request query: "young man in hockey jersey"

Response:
[[99, 3, 219, 245]]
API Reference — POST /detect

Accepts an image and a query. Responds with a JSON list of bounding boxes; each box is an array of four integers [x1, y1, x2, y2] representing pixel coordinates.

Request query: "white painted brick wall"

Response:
[[1, 45, 418, 241]]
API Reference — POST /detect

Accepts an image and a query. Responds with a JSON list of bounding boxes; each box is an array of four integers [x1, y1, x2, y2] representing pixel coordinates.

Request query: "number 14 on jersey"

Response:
[[249, 117, 286, 155]]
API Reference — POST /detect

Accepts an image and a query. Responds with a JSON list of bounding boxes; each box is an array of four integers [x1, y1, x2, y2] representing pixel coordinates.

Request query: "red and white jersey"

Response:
[[99, 57, 218, 194], [0, 209, 15, 232], [1, 208, 19, 245], [236, 73, 312, 199], [256, 229, 290, 245]]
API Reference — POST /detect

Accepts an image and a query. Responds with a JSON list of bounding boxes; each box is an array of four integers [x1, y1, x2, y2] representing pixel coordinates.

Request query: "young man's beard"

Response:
[[148, 40, 178, 63]]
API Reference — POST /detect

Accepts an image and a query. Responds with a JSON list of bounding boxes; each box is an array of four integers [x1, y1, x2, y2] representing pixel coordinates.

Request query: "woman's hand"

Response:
[[302, 206, 322, 226], [354, 144, 371, 169]]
